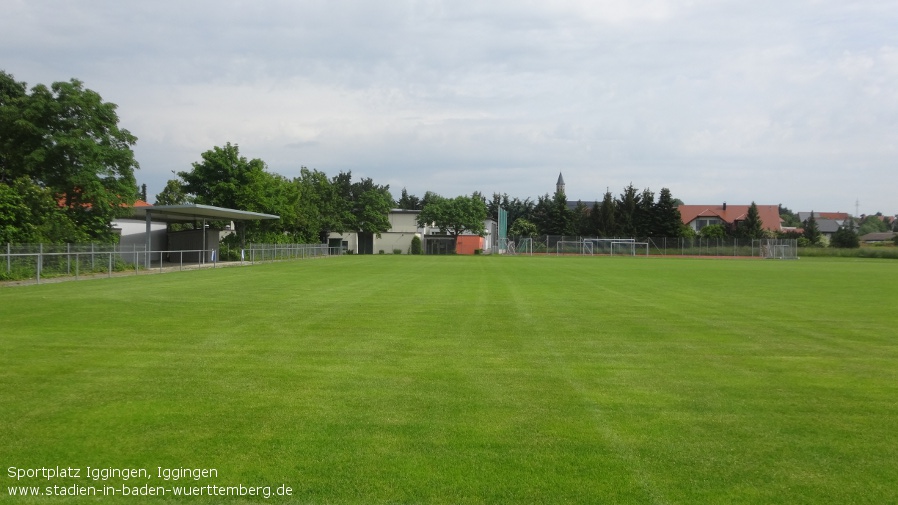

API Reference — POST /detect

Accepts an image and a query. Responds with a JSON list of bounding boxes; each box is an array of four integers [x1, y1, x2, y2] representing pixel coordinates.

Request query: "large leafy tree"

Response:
[[1, 71, 139, 242], [417, 194, 487, 241], [509, 217, 538, 237], [349, 176, 393, 236], [291, 169, 392, 243], [155, 178, 194, 206], [178, 143, 303, 243]]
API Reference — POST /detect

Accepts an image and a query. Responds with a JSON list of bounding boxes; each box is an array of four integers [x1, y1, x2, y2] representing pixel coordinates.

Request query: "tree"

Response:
[[488, 193, 536, 231], [350, 176, 393, 236], [178, 143, 306, 244], [699, 224, 727, 239], [778, 204, 800, 227], [652, 187, 683, 237], [397, 188, 421, 210], [509, 218, 538, 237], [417, 194, 487, 241], [0, 177, 84, 243], [571, 200, 591, 236], [802, 212, 822, 246], [830, 222, 860, 248], [635, 188, 655, 237], [737, 202, 764, 239], [155, 178, 193, 206], [857, 215, 889, 236], [597, 190, 616, 237], [179, 143, 265, 210], [293, 167, 338, 242], [615, 183, 640, 237], [1, 71, 139, 242]]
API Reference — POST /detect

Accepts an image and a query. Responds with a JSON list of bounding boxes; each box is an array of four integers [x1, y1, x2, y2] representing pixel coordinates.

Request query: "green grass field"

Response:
[[2, 255, 897, 504]]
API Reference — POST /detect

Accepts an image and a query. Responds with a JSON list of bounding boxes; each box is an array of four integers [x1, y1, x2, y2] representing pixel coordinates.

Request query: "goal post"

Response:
[[554, 238, 647, 256], [756, 238, 798, 259], [556, 240, 592, 256]]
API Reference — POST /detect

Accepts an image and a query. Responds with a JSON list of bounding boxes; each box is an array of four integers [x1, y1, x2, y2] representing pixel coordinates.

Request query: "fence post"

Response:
[[6, 243, 9, 275], [108, 252, 112, 278], [67, 243, 71, 275], [37, 243, 42, 284]]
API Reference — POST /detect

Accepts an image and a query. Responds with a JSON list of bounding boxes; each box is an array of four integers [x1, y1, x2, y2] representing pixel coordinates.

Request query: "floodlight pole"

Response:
[[146, 210, 152, 269]]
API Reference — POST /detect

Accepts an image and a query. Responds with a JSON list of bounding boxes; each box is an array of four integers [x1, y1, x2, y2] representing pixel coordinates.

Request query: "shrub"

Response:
[[410, 236, 422, 255], [393, 249, 402, 255]]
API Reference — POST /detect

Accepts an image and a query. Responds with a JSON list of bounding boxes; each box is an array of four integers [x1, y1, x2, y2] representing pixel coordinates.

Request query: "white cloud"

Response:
[[2, 0, 897, 214]]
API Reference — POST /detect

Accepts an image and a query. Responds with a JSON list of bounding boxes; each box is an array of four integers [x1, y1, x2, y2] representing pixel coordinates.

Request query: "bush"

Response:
[[393, 249, 402, 255], [410, 236, 422, 255]]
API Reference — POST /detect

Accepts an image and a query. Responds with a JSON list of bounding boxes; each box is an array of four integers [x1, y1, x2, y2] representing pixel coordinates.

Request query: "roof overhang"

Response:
[[130, 204, 280, 222]]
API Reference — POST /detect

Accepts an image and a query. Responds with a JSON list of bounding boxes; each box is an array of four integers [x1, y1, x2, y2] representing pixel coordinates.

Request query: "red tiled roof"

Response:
[[816, 212, 849, 220], [58, 195, 152, 209], [678, 204, 782, 231]]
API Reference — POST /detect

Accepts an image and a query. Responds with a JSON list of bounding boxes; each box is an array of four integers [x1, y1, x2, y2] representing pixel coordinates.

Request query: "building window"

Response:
[[693, 217, 722, 231]]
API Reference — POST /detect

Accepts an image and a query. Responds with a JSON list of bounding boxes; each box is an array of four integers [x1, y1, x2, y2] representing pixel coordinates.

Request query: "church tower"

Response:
[[556, 172, 565, 195]]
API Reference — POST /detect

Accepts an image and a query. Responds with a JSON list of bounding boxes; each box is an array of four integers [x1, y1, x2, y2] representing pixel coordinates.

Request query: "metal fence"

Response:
[[503, 236, 798, 258], [2, 243, 340, 285]]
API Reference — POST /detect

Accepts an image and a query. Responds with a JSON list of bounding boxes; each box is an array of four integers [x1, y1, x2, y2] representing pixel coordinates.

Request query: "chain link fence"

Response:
[[502, 236, 798, 258], [2, 243, 340, 285]]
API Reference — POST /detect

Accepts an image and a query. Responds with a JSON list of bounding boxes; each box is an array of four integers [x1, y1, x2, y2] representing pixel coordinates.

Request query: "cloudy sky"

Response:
[[3, 0, 897, 214]]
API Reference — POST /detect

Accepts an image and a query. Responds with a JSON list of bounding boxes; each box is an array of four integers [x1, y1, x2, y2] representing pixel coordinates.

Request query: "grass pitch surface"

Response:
[[2, 255, 897, 504]]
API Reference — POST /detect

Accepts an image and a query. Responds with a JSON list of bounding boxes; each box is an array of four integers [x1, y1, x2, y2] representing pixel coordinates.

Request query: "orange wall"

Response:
[[456, 236, 484, 255]]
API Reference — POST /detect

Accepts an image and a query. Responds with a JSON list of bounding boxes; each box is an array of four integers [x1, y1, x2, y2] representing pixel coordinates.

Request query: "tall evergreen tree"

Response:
[[803, 212, 822, 245], [589, 200, 602, 236], [738, 202, 764, 239], [598, 190, 616, 237], [397, 188, 421, 210], [571, 201, 590, 236], [615, 183, 640, 237], [635, 188, 655, 237], [652, 187, 683, 237]]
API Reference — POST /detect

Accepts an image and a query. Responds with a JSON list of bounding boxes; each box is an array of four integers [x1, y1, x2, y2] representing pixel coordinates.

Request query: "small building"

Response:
[[860, 231, 897, 244], [329, 209, 426, 254], [329, 210, 496, 255]]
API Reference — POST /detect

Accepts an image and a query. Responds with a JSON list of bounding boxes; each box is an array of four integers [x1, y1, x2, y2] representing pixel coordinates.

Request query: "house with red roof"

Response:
[[679, 203, 782, 234]]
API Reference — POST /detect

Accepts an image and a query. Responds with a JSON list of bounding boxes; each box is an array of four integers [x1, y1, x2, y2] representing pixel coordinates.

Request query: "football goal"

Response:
[[556, 241, 593, 256], [582, 238, 648, 256], [757, 239, 798, 259], [554, 239, 649, 257]]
